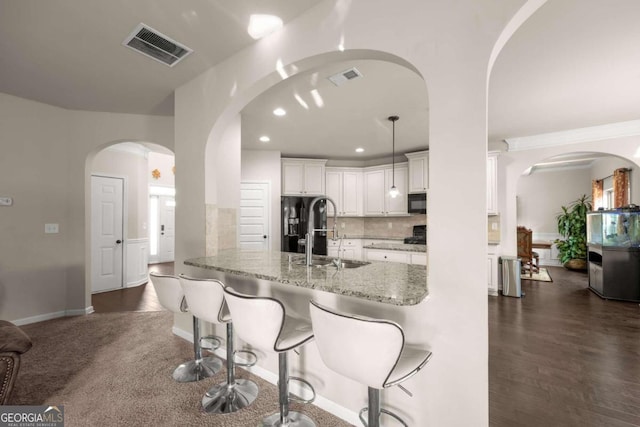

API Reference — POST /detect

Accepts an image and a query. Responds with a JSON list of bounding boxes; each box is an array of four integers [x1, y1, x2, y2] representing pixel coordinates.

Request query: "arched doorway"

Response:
[[86, 141, 174, 298]]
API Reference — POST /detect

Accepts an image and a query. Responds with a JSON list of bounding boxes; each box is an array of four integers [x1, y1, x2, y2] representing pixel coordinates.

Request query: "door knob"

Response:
[[263, 235, 267, 239], [116, 240, 122, 244]]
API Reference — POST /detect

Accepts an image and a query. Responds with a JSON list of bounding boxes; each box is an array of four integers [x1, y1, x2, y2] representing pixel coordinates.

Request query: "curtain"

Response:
[[613, 168, 630, 208], [592, 179, 604, 210]]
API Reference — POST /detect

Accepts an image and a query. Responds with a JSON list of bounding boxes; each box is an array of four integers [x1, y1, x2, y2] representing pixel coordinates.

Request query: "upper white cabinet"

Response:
[[282, 158, 327, 196], [325, 168, 363, 216], [487, 152, 498, 215], [363, 164, 408, 216], [405, 150, 429, 193]]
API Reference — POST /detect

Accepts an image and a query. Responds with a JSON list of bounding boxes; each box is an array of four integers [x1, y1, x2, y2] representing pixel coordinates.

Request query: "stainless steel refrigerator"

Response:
[[281, 196, 327, 256]]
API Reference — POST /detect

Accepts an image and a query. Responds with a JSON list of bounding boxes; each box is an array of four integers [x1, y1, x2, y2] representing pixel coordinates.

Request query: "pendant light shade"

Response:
[[388, 115, 400, 198]]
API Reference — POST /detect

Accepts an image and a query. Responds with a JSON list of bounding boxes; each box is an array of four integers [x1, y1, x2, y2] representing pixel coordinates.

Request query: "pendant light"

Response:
[[388, 115, 400, 198]]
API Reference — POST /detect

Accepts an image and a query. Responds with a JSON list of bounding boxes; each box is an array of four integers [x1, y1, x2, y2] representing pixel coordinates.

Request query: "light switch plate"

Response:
[[45, 223, 59, 234], [0, 197, 13, 206]]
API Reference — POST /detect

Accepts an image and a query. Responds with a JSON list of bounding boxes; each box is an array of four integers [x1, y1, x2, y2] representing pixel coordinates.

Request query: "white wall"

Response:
[[0, 92, 173, 323], [241, 150, 282, 251], [148, 151, 175, 188], [517, 167, 591, 237]]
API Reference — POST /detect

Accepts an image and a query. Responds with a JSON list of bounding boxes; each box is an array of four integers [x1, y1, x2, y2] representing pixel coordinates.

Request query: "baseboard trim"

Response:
[[11, 306, 94, 326], [171, 326, 360, 425], [488, 289, 499, 296], [126, 277, 148, 288]]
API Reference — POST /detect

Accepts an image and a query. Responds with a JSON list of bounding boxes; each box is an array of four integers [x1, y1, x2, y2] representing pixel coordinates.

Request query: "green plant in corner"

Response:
[[554, 194, 592, 270]]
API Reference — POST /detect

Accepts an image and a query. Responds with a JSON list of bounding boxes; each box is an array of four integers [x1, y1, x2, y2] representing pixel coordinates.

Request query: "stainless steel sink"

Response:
[[294, 258, 333, 267], [293, 257, 369, 268], [334, 260, 370, 269]]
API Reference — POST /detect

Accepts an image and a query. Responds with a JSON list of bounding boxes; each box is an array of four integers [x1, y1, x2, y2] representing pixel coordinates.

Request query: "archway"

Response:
[[202, 50, 429, 257], [84, 141, 174, 307]]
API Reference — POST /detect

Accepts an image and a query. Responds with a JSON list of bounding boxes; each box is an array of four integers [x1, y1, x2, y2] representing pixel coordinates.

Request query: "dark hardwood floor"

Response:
[[91, 262, 640, 425], [490, 266, 640, 426], [91, 262, 174, 313]]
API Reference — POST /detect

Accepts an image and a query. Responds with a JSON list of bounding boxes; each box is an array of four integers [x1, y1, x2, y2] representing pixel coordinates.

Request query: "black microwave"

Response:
[[408, 193, 427, 214]]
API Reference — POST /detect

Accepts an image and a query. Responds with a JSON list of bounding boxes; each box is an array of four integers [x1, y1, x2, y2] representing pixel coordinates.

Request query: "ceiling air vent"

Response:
[[123, 23, 193, 67], [328, 67, 363, 86]]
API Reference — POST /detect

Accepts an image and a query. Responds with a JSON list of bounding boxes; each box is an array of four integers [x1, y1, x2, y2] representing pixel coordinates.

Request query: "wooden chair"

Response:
[[517, 226, 539, 277]]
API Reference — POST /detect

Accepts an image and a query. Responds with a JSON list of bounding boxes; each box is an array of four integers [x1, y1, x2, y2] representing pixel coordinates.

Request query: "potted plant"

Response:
[[554, 194, 592, 270]]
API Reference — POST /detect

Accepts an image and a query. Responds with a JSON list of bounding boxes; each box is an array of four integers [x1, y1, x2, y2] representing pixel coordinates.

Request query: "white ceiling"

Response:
[[0, 0, 323, 116], [1, 0, 638, 160]]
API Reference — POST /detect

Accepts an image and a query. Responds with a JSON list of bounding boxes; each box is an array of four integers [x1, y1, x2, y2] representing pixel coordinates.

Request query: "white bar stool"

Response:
[[149, 272, 222, 382], [179, 276, 259, 413], [309, 300, 432, 427], [224, 286, 317, 427]]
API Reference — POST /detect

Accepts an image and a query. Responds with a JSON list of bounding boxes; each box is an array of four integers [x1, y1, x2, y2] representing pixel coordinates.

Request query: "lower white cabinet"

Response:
[[327, 239, 362, 261], [366, 249, 409, 263], [488, 245, 499, 296], [411, 253, 427, 266], [363, 248, 426, 265]]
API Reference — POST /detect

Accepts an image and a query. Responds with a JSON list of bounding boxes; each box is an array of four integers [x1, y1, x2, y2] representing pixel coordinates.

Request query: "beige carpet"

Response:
[[10, 311, 353, 427], [521, 267, 553, 282]]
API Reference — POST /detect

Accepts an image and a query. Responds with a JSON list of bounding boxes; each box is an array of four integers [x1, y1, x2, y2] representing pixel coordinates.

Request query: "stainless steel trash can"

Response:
[[500, 256, 522, 298]]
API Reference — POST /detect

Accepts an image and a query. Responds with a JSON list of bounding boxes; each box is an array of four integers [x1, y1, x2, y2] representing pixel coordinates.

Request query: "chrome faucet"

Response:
[[305, 196, 339, 266]]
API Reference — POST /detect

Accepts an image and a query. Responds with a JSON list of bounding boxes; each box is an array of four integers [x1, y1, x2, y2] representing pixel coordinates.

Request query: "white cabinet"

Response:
[[363, 248, 426, 265], [327, 239, 362, 260], [488, 245, 498, 296], [282, 158, 327, 196], [410, 253, 427, 266], [365, 249, 409, 263], [487, 152, 498, 215], [363, 164, 408, 216], [405, 151, 429, 193], [325, 168, 362, 216]]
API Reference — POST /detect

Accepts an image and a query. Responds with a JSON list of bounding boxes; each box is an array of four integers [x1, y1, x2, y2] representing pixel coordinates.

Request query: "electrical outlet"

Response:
[[45, 223, 59, 234], [341, 222, 345, 229], [491, 222, 498, 231], [388, 222, 393, 229]]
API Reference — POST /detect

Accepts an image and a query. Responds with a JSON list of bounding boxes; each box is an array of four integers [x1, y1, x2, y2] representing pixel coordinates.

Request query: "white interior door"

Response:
[[239, 182, 270, 250], [91, 175, 124, 293], [158, 196, 175, 262]]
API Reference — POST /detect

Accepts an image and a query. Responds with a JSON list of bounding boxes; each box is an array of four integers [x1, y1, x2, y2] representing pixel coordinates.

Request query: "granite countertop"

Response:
[[185, 250, 427, 306], [362, 242, 426, 253]]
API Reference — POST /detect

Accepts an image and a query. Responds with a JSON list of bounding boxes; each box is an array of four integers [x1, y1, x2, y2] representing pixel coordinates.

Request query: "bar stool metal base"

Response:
[[202, 378, 259, 414], [260, 352, 316, 427], [172, 356, 222, 382], [358, 387, 408, 427], [261, 411, 316, 427]]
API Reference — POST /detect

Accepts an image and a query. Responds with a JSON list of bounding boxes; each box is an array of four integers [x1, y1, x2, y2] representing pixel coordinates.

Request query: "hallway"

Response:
[[91, 263, 173, 313]]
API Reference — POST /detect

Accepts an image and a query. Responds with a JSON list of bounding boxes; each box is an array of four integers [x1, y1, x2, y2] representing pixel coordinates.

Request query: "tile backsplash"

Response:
[[488, 214, 500, 243], [328, 214, 426, 239]]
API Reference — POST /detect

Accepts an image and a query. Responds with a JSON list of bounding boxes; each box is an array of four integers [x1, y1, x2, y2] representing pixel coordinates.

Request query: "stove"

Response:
[[404, 225, 426, 245]]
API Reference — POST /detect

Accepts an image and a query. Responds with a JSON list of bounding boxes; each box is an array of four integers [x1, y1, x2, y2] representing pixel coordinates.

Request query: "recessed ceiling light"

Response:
[[355, 147, 364, 153], [259, 136, 270, 142], [273, 108, 286, 116], [247, 14, 283, 40]]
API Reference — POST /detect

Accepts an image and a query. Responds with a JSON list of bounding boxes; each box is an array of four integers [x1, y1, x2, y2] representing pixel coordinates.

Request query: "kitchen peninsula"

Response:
[[185, 249, 427, 306]]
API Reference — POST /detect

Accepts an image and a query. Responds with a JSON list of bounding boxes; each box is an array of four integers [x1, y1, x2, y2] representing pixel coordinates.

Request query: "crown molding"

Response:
[[505, 119, 640, 152]]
